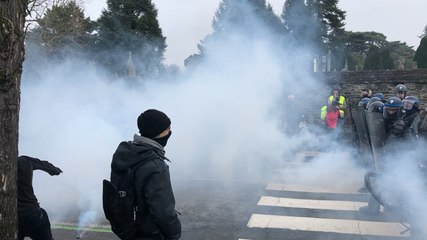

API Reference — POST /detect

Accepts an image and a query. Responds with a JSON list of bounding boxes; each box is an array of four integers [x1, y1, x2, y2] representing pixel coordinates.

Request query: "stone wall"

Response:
[[324, 69, 427, 108], [306, 68, 427, 127]]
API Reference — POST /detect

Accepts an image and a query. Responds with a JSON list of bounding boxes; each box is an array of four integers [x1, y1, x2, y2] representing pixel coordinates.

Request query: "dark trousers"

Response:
[[134, 232, 164, 240], [18, 207, 53, 240], [367, 195, 381, 212]]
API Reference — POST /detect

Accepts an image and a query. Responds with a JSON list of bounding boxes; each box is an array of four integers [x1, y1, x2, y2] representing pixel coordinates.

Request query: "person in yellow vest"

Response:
[[320, 105, 327, 121], [328, 88, 346, 118], [321, 103, 345, 120], [320, 102, 345, 124]]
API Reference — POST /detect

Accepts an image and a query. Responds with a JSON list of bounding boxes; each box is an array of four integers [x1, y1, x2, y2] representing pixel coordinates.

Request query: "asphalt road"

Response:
[[51, 178, 265, 240], [49, 152, 420, 240]]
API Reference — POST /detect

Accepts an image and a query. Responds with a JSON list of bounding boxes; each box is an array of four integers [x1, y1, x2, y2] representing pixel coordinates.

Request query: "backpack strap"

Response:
[[130, 150, 160, 210]]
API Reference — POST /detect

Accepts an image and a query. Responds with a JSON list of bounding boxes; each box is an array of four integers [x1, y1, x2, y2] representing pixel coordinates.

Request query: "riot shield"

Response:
[[365, 111, 386, 172], [351, 106, 373, 168]]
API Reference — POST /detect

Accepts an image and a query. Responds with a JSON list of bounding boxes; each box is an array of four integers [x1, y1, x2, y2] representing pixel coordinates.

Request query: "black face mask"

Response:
[[154, 131, 172, 147]]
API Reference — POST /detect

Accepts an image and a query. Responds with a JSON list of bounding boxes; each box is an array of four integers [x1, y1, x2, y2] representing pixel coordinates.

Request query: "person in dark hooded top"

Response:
[[111, 109, 181, 240], [17, 155, 62, 240]]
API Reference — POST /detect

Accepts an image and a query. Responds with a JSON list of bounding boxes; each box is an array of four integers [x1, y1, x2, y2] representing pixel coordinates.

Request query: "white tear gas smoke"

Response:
[[77, 210, 98, 238], [20, 0, 370, 228], [373, 139, 427, 235]]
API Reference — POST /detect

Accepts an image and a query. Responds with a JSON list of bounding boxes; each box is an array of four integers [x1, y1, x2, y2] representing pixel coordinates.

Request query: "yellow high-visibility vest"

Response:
[[328, 95, 346, 107], [320, 105, 327, 120], [321, 105, 344, 120]]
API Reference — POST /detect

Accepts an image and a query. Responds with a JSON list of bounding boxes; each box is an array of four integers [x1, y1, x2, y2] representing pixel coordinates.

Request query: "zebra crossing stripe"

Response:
[[258, 196, 367, 211], [247, 214, 410, 237], [266, 183, 364, 194]]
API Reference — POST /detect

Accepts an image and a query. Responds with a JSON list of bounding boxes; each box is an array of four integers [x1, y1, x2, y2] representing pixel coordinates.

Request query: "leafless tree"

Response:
[[26, 0, 86, 28]]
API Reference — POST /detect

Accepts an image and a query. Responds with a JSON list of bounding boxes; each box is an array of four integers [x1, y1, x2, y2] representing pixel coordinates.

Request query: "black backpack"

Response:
[[102, 161, 146, 239]]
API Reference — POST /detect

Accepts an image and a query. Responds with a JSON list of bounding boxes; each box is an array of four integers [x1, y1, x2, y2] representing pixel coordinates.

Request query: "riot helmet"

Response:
[[383, 97, 402, 119], [367, 97, 382, 109], [402, 96, 419, 111], [384, 96, 403, 107], [395, 84, 407, 99], [358, 97, 370, 109], [395, 84, 407, 93], [372, 93, 385, 102], [368, 101, 384, 113]]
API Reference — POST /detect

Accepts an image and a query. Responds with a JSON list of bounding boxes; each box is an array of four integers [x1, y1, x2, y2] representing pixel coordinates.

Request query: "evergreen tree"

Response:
[[388, 40, 415, 69], [95, 0, 166, 78], [306, 0, 346, 70], [363, 46, 395, 70], [281, 0, 319, 48], [280, 0, 322, 71], [414, 37, 427, 68], [212, 0, 283, 36], [344, 31, 388, 53], [190, 0, 284, 65], [343, 31, 388, 71], [420, 25, 427, 39], [343, 31, 415, 70], [306, 0, 345, 44], [261, 3, 285, 34]]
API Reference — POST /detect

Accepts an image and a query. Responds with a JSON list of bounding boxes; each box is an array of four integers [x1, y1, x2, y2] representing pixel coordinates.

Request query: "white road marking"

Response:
[[266, 183, 364, 194], [296, 151, 351, 158], [247, 214, 410, 237], [242, 151, 410, 239], [258, 196, 367, 211]]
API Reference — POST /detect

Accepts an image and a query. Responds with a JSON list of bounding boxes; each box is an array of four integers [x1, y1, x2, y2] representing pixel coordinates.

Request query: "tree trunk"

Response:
[[0, 0, 27, 239]]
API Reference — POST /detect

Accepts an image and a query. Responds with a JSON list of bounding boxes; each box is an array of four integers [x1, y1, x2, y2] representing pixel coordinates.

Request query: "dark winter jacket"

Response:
[[411, 111, 427, 137], [111, 134, 181, 240], [17, 156, 62, 217], [402, 109, 420, 133], [385, 109, 419, 139]]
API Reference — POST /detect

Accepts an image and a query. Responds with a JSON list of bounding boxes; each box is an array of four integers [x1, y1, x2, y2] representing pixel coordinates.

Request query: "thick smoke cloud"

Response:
[[374, 140, 427, 234], [20, 0, 426, 231], [20, 22, 297, 225]]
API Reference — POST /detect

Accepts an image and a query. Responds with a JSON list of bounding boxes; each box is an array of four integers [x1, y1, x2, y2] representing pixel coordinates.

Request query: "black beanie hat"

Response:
[[137, 109, 171, 139]]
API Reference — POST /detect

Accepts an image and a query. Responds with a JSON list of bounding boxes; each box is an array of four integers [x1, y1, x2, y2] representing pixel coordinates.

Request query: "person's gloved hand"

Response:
[[392, 120, 405, 135], [394, 120, 405, 130], [48, 166, 63, 176]]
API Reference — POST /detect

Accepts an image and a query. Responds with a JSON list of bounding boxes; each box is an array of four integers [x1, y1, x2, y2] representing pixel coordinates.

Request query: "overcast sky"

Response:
[[84, 0, 427, 67]]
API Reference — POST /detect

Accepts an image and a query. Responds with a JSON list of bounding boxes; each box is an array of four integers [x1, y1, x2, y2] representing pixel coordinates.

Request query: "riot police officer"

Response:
[[395, 84, 407, 100], [383, 97, 404, 144], [410, 102, 426, 140], [358, 97, 370, 110], [401, 96, 420, 138]]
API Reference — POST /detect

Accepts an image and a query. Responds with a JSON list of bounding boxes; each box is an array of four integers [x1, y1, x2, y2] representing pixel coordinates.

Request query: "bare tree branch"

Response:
[[26, 0, 85, 28]]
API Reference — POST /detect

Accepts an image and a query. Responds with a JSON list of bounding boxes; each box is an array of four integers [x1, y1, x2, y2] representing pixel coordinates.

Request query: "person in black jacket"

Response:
[[111, 109, 181, 240], [17, 155, 62, 240], [401, 96, 421, 137]]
